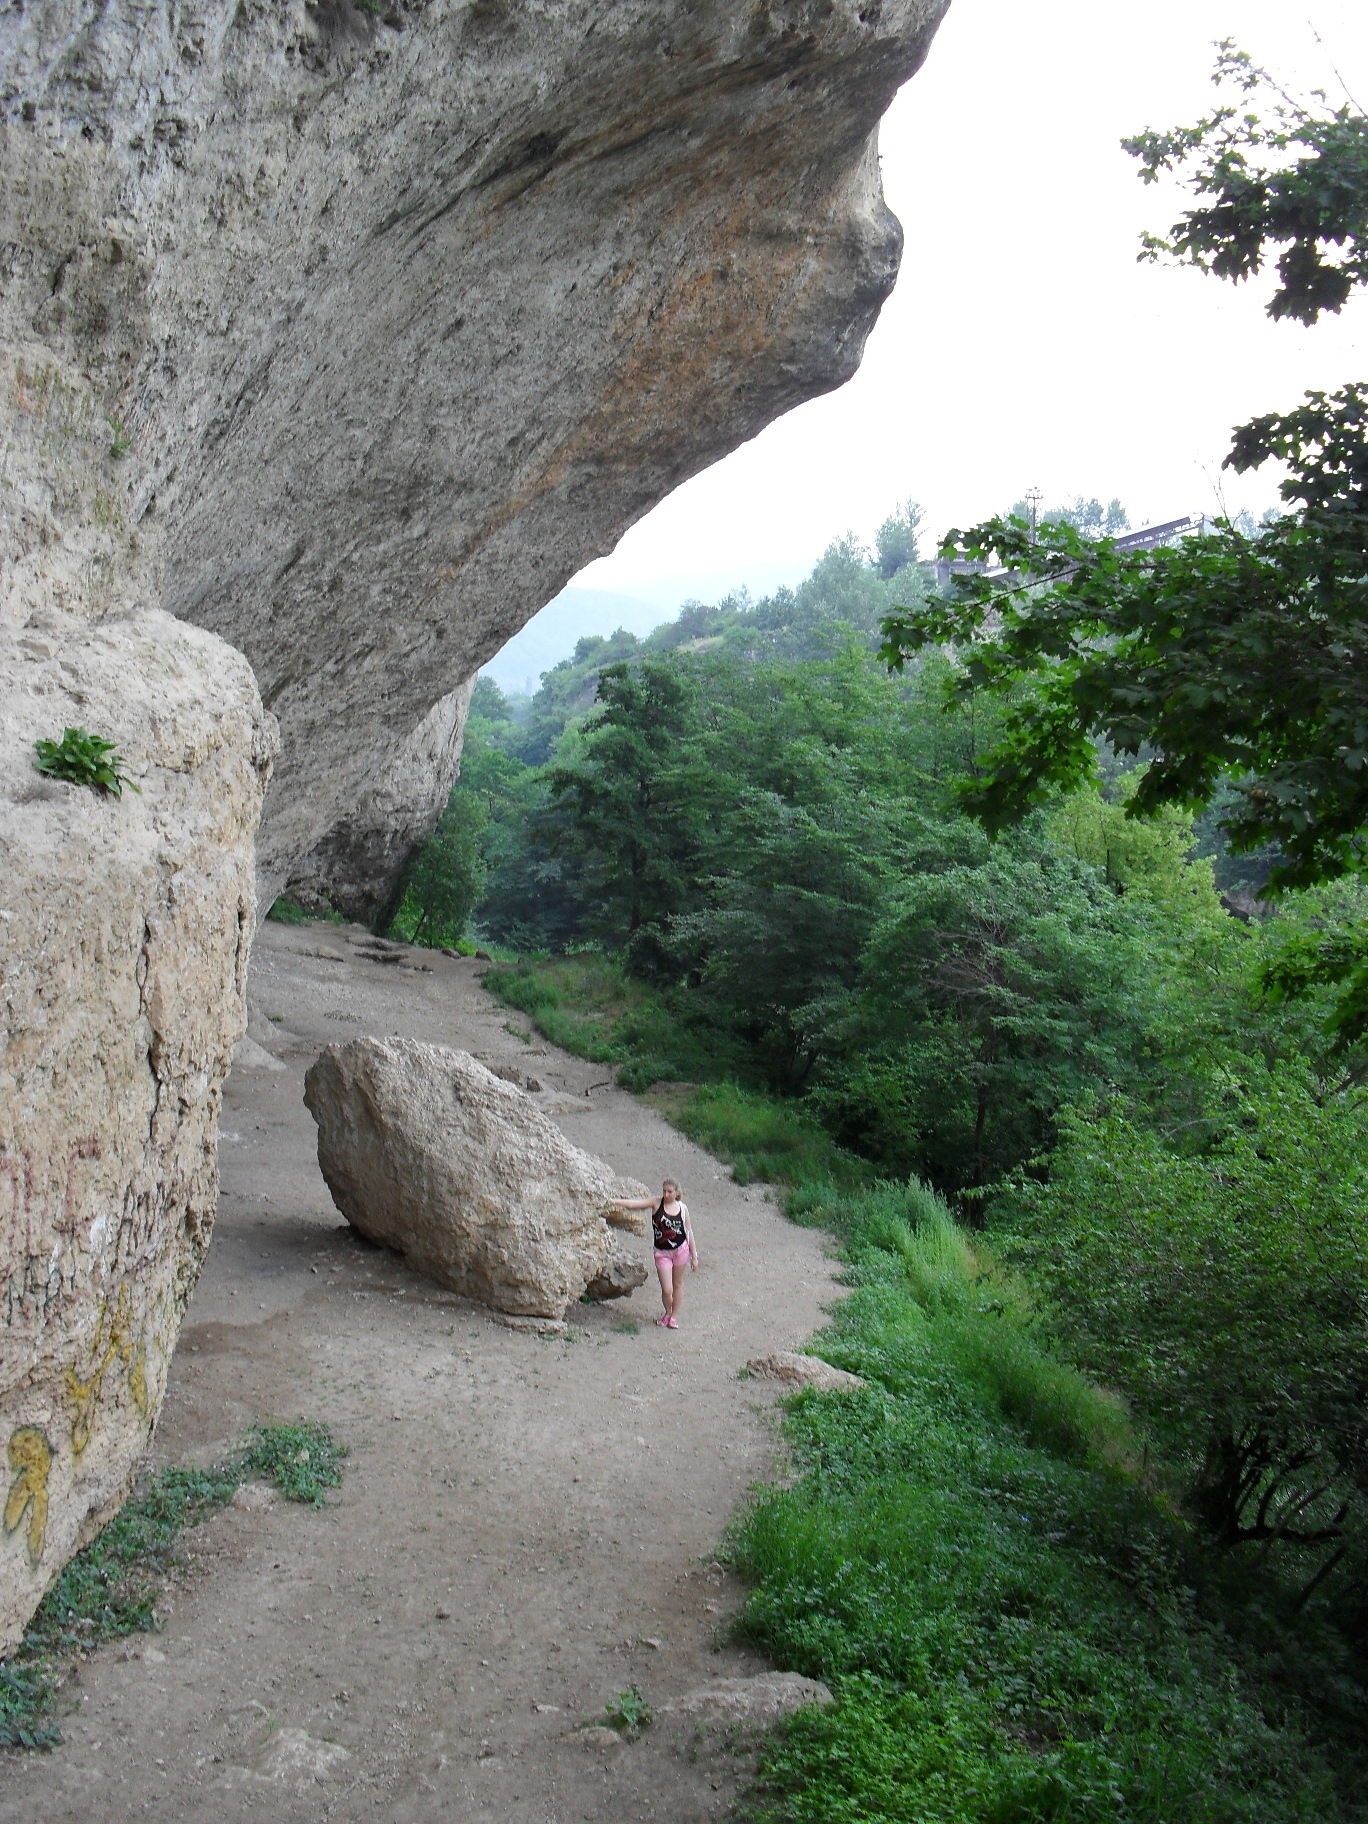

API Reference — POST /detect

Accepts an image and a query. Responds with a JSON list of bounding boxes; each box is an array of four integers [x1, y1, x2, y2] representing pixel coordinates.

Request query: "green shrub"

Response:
[[730, 1178, 1360, 1822], [33, 727, 139, 797]]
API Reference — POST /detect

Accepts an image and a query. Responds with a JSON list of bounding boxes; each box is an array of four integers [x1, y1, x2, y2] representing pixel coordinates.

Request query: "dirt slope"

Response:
[[0, 922, 840, 1822]]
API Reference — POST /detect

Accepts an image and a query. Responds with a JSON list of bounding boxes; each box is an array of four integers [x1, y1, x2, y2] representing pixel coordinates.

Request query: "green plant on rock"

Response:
[[34, 727, 140, 797]]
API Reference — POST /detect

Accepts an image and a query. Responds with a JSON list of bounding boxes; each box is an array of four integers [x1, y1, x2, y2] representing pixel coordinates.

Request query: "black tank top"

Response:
[[652, 1201, 687, 1251]]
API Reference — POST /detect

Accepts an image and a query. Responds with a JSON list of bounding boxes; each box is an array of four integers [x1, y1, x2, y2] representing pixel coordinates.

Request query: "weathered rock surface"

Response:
[[746, 1351, 866, 1392], [284, 682, 476, 928], [2, 0, 949, 912], [0, 610, 274, 1651], [303, 1037, 649, 1318], [668, 1672, 834, 1727]]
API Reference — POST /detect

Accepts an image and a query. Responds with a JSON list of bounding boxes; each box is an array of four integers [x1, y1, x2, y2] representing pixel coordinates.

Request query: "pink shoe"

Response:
[[656, 1313, 670, 1327], [665, 1316, 679, 1329]]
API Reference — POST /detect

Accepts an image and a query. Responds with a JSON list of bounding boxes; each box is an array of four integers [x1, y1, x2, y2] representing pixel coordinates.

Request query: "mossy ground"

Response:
[[0, 1422, 346, 1750]]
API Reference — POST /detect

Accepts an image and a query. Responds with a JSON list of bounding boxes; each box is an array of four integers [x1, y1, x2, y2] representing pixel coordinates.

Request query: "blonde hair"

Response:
[[662, 1178, 682, 1198]]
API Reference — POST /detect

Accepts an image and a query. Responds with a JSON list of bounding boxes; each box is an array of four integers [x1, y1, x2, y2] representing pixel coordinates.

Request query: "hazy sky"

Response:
[[575, 0, 1368, 605]]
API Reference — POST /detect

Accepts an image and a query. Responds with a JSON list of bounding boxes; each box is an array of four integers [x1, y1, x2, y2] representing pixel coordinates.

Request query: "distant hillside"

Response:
[[480, 587, 663, 695], [481, 562, 814, 695]]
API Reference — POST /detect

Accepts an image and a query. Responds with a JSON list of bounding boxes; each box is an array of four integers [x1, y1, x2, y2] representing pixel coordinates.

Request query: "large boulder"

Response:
[[2, 0, 950, 913], [303, 1037, 648, 1318], [0, 610, 275, 1651]]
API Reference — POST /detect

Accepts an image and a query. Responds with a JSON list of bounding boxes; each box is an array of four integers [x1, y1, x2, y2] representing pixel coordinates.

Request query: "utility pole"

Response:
[[1024, 487, 1043, 546]]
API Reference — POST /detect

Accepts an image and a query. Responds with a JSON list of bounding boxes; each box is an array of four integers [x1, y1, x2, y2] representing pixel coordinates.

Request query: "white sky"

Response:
[[575, 0, 1368, 602]]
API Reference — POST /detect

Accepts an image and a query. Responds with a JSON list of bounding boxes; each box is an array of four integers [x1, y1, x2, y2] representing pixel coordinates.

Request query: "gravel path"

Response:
[[0, 921, 840, 1823]]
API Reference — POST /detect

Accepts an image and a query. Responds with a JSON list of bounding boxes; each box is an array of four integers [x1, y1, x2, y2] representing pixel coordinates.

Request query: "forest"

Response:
[[288, 48, 1368, 1824]]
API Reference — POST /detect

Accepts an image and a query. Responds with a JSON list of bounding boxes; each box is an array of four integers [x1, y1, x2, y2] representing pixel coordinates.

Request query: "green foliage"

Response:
[[874, 499, 924, 579], [672, 1084, 870, 1190], [25, 1464, 242, 1666], [238, 1421, 347, 1508], [267, 895, 344, 926], [34, 726, 140, 797], [482, 953, 751, 1085], [996, 1081, 1368, 1583], [389, 788, 487, 948], [816, 830, 1149, 1195], [602, 1685, 653, 1737], [106, 415, 132, 459], [881, 51, 1368, 908], [732, 1178, 1362, 1824], [1125, 43, 1368, 325]]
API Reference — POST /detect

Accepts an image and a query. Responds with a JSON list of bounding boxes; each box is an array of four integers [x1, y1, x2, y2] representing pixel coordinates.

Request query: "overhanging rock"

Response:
[[2, 0, 950, 912]]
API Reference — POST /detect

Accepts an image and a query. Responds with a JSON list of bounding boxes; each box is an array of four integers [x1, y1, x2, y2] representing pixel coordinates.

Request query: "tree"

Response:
[[874, 499, 925, 578], [882, 47, 1368, 895], [1001, 1077, 1368, 1598], [393, 788, 487, 946], [546, 660, 713, 964]]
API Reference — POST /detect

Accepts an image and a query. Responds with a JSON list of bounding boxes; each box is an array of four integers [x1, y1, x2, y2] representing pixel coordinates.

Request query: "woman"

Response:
[[609, 1179, 698, 1329]]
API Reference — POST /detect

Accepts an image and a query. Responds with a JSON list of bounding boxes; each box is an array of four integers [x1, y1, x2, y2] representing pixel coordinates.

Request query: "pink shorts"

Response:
[[654, 1246, 690, 1270]]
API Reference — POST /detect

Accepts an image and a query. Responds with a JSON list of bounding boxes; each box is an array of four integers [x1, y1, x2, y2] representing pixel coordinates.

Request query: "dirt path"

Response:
[[0, 922, 840, 1823]]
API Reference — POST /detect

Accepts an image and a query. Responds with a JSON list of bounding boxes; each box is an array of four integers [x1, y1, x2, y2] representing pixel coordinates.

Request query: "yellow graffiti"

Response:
[[64, 1285, 148, 1454], [128, 1339, 148, 1416], [4, 1428, 52, 1566]]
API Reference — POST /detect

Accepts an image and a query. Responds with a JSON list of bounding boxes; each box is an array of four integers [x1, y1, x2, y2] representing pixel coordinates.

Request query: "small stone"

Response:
[[745, 1352, 867, 1393], [642, 1636, 662, 1650], [435, 1607, 451, 1620], [577, 1726, 623, 1749], [668, 1673, 834, 1726], [533, 1702, 559, 1714], [230, 1482, 274, 1513]]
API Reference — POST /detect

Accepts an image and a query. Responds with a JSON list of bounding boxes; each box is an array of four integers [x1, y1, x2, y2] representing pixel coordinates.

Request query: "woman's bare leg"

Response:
[[654, 1256, 675, 1319], [669, 1256, 688, 1321]]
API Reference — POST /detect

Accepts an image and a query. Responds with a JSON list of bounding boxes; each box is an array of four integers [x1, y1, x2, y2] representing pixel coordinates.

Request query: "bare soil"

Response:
[[0, 921, 840, 1822]]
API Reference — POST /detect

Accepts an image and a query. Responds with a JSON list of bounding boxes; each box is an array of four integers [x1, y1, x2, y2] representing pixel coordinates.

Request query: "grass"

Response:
[[238, 1421, 347, 1508], [482, 953, 752, 1088], [266, 896, 345, 926], [727, 1177, 1363, 1824], [670, 1084, 871, 1190], [0, 1421, 346, 1749]]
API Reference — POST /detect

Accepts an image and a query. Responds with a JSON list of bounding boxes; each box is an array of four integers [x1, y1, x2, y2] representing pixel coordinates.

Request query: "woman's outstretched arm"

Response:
[[608, 1196, 654, 1210]]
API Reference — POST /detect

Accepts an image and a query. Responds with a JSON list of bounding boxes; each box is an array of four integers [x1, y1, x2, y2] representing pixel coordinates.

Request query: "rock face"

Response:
[[0, 611, 274, 1652], [303, 1037, 648, 1318], [2, 0, 949, 912], [284, 682, 476, 928]]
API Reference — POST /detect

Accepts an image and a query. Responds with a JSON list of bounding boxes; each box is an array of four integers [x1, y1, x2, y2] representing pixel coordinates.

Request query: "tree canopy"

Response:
[[881, 47, 1368, 895]]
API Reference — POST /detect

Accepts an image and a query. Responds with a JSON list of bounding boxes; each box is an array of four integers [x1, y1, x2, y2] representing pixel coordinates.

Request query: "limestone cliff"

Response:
[[0, 613, 274, 1651], [2, 0, 949, 912]]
